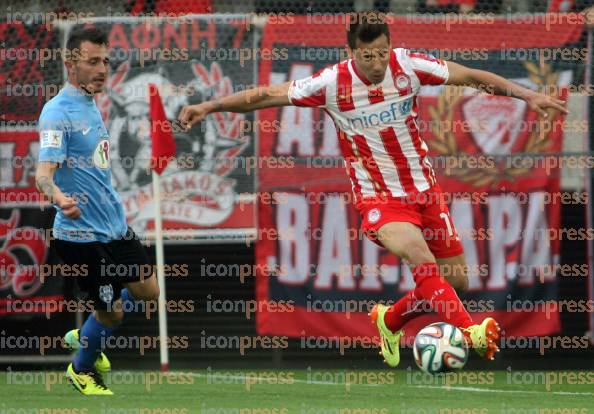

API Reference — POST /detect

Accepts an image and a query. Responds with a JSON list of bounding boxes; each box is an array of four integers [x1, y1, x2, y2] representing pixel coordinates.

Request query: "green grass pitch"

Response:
[[1, 370, 593, 413]]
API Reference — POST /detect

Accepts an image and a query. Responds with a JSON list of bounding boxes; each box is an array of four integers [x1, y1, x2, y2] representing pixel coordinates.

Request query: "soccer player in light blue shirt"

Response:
[[38, 77, 127, 242], [36, 27, 160, 395]]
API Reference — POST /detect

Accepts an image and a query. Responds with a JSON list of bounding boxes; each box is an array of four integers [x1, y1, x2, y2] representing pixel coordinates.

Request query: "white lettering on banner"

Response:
[[359, 238, 380, 289], [399, 265, 415, 291], [383, 262, 401, 286], [0, 142, 16, 187], [488, 195, 522, 289], [450, 199, 483, 291], [520, 192, 552, 285], [385, 264, 402, 287], [277, 194, 310, 284], [314, 195, 354, 289], [360, 238, 400, 290], [278, 64, 314, 155], [20, 142, 38, 187], [272, 192, 556, 293], [0, 141, 38, 189]]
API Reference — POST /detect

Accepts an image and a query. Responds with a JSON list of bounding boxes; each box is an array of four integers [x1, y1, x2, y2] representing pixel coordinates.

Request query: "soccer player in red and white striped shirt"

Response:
[[179, 12, 567, 366]]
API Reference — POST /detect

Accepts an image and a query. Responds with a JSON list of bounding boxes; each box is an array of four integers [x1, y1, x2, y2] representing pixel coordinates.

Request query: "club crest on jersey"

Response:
[[93, 139, 110, 169], [395, 74, 411, 90], [99, 284, 114, 303], [368, 208, 381, 224]]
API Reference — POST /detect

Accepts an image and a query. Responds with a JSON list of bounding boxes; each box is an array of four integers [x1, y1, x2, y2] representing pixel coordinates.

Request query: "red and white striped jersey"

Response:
[[288, 47, 449, 202]]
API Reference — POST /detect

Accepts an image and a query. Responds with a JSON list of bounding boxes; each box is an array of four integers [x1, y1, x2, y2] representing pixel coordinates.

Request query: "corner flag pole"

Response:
[[152, 170, 169, 371], [148, 83, 176, 371]]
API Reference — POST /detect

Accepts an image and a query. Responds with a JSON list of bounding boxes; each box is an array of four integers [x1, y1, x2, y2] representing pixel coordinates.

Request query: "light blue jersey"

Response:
[[38, 83, 127, 242]]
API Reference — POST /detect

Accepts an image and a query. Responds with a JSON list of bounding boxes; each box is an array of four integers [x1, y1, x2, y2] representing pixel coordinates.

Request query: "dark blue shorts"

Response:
[[53, 227, 151, 310]]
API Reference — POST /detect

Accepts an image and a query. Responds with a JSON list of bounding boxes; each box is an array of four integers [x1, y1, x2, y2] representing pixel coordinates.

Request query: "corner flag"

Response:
[[149, 83, 176, 175], [148, 83, 176, 371]]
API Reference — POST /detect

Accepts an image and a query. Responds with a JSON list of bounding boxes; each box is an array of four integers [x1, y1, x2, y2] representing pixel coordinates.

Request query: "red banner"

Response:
[[255, 16, 581, 339]]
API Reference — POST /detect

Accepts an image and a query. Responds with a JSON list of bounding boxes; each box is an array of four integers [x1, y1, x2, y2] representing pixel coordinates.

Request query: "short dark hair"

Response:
[[66, 27, 108, 52], [346, 11, 390, 49]]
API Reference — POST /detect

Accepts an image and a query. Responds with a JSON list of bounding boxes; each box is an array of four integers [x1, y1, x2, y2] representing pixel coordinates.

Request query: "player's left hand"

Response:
[[525, 93, 568, 118]]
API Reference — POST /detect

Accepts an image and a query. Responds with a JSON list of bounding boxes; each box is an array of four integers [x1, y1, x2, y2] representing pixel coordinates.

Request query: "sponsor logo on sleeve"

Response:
[[40, 130, 63, 148]]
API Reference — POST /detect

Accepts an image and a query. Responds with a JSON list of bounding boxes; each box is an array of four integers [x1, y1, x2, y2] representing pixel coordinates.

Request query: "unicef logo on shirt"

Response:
[[93, 139, 110, 169], [400, 99, 412, 115]]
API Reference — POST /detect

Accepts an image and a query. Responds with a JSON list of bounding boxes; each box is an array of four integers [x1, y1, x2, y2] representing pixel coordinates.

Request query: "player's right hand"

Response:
[[178, 103, 211, 131], [58, 196, 81, 219]]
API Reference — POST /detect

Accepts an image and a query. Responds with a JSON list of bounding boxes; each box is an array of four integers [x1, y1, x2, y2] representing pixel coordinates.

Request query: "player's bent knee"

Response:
[[147, 284, 160, 301], [128, 287, 159, 301], [126, 275, 160, 301], [406, 243, 435, 264], [451, 275, 469, 293], [141, 275, 160, 301], [377, 224, 435, 264], [385, 240, 434, 264]]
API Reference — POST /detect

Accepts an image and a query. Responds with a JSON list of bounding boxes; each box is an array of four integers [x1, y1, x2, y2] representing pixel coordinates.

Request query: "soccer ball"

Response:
[[413, 322, 469, 374]]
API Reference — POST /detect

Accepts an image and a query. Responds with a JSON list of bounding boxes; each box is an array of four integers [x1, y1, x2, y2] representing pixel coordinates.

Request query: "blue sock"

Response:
[[120, 288, 137, 314], [74, 315, 116, 372]]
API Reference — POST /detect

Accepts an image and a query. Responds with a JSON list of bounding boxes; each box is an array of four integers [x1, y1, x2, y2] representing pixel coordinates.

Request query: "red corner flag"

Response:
[[149, 84, 176, 175]]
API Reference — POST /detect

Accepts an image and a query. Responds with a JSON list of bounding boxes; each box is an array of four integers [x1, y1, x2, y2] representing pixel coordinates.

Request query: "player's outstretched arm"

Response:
[[445, 61, 568, 118], [178, 82, 292, 130]]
